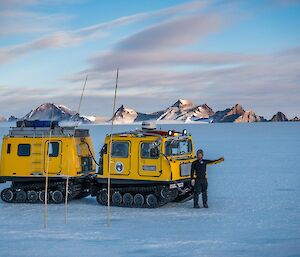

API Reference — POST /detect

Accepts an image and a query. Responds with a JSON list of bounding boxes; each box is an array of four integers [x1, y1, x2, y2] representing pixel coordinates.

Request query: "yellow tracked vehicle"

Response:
[[0, 120, 96, 203], [91, 122, 196, 208]]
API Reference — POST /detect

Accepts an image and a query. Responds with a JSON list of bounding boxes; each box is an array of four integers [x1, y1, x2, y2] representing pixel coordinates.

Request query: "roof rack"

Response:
[[9, 121, 90, 138], [16, 120, 59, 128]]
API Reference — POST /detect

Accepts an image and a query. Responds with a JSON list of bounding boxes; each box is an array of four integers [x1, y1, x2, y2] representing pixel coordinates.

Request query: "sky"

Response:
[[0, 0, 299, 119]]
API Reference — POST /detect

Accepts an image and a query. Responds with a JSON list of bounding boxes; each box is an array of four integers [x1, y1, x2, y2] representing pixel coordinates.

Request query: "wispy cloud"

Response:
[[0, 0, 209, 64], [0, 30, 105, 64], [0, 1, 76, 38], [77, 8, 230, 73], [115, 13, 223, 51]]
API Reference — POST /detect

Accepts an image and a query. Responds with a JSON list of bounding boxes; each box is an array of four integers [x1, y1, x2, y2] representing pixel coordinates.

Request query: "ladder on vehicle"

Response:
[[30, 134, 44, 175]]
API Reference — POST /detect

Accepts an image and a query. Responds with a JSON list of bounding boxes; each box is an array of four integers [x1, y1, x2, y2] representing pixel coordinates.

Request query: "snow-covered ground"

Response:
[[0, 123, 299, 257]]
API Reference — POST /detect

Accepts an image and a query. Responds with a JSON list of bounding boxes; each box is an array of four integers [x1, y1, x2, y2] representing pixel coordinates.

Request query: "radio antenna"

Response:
[[77, 75, 88, 121]]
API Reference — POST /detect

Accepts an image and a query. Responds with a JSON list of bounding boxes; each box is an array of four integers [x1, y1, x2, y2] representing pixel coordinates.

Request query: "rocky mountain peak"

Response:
[[171, 99, 194, 109], [8, 116, 18, 122], [290, 116, 299, 121], [21, 103, 91, 123], [112, 105, 138, 123], [227, 104, 245, 116], [115, 105, 137, 115], [193, 104, 215, 117], [119, 104, 125, 110], [211, 104, 246, 123], [235, 110, 265, 123], [271, 112, 288, 122]]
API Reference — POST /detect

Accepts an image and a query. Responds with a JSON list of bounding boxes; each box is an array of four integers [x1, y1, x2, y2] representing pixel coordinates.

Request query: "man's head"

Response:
[[196, 149, 204, 160]]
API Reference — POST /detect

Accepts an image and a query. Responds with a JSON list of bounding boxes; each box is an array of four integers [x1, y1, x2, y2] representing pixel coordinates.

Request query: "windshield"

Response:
[[165, 139, 192, 156]]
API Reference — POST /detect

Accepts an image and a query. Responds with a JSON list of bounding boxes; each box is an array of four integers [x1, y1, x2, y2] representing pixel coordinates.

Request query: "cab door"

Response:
[[44, 141, 62, 175], [138, 141, 161, 177], [109, 141, 131, 176]]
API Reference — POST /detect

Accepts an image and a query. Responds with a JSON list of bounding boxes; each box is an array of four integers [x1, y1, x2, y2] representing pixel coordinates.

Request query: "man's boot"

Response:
[[194, 192, 200, 208], [202, 190, 208, 208]]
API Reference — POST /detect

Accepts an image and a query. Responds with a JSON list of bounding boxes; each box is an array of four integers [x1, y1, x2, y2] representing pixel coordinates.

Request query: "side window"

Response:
[[165, 139, 192, 156], [18, 144, 31, 156], [111, 142, 129, 158], [7, 144, 11, 154], [48, 142, 59, 157], [141, 142, 159, 159]]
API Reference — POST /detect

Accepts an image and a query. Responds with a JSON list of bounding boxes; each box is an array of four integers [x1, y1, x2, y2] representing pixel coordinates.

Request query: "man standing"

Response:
[[191, 149, 224, 208]]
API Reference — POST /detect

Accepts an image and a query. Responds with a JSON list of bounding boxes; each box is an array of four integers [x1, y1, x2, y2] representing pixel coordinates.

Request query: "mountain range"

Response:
[[112, 99, 298, 124], [0, 100, 298, 124], [112, 99, 215, 123]]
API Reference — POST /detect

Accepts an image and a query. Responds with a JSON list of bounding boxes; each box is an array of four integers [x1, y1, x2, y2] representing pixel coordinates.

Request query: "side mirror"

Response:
[[99, 144, 107, 156]]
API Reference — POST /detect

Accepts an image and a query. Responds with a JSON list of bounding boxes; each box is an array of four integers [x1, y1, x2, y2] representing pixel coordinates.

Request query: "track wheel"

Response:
[[146, 194, 158, 208], [123, 193, 133, 207], [27, 191, 38, 203], [52, 190, 64, 204], [1, 188, 14, 203], [133, 193, 145, 208], [168, 189, 179, 201], [96, 190, 108, 205], [15, 190, 27, 203], [38, 190, 48, 203], [112, 192, 122, 206], [160, 187, 169, 199]]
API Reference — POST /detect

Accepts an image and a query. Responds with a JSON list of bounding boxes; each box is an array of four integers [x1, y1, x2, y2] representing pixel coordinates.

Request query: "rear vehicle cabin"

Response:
[[0, 120, 96, 203]]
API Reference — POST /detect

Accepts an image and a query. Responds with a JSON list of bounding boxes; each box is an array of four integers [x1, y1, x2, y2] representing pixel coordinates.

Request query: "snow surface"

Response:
[[0, 123, 300, 257]]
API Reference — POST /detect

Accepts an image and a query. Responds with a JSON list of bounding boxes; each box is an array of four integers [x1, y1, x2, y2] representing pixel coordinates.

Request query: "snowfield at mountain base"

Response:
[[0, 123, 299, 257]]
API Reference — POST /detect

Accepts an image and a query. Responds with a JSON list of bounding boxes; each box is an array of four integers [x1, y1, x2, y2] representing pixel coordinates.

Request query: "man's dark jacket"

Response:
[[191, 158, 223, 181]]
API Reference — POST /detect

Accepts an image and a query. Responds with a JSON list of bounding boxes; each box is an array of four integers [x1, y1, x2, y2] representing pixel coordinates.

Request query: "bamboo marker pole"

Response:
[[64, 74, 88, 224], [44, 105, 55, 229], [107, 68, 119, 227], [64, 156, 71, 224]]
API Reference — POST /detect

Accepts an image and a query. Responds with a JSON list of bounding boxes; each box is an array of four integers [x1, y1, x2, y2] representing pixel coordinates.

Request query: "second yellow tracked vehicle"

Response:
[[0, 120, 96, 204], [91, 122, 196, 208]]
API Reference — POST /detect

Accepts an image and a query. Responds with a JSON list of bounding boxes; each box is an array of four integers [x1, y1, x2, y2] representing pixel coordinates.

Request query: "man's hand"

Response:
[[191, 179, 195, 186]]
